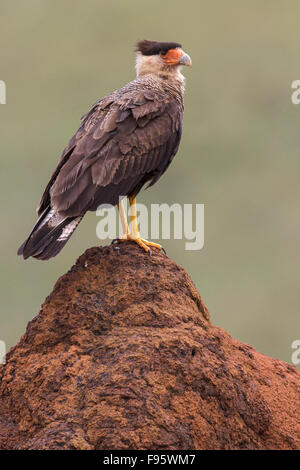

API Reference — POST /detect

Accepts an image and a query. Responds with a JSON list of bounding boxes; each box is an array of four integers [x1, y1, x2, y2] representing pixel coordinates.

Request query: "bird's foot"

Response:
[[111, 235, 165, 256], [138, 238, 166, 255]]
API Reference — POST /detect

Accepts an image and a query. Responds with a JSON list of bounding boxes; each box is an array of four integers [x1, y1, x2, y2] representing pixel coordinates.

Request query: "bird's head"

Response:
[[135, 40, 192, 79]]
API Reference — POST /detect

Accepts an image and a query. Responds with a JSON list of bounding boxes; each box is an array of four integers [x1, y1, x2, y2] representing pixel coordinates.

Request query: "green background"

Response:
[[0, 0, 299, 367]]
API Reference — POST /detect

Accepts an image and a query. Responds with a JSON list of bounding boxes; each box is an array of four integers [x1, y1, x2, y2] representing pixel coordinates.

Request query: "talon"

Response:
[[139, 238, 165, 253], [112, 234, 130, 244], [112, 234, 164, 256]]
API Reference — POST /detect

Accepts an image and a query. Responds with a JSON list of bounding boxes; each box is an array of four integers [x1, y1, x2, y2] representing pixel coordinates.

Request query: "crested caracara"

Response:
[[18, 40, 192, 260]]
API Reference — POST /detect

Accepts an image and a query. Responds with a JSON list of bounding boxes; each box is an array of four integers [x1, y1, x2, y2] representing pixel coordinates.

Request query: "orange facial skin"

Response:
[[161, 48, 184, 66]]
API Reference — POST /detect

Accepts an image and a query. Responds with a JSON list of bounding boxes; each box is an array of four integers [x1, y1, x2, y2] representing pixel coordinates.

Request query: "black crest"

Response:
[[136, 40, 182, 56]]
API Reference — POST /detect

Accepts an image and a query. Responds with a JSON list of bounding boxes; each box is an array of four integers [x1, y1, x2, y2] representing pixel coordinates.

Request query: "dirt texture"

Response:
[[0, 243, 299, 449]]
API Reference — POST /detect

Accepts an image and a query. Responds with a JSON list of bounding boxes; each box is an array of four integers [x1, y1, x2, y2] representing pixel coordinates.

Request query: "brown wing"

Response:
[[39, 86, 183, 218]]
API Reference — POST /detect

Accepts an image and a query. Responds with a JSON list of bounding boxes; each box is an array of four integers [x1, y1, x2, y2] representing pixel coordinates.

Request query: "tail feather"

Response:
[[18, 207, 82, 260]]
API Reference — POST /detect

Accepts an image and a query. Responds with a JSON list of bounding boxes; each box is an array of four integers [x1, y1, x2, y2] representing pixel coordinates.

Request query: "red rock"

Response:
[[0, 243, 299, 449]]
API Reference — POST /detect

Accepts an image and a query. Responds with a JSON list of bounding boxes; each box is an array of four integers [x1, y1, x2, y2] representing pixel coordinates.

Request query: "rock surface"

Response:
[[0, 243, 299, 450]]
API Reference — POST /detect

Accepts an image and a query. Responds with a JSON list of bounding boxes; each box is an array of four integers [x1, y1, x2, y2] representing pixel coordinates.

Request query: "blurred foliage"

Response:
[[0, 0, 299, 367]]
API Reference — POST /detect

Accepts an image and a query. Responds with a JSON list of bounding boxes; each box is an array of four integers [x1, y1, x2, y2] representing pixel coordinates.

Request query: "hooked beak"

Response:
[[179, 52, 192, 67]]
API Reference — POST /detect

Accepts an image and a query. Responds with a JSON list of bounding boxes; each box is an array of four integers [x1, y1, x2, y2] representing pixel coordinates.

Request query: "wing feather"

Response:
[[42, 84, 183, 218]]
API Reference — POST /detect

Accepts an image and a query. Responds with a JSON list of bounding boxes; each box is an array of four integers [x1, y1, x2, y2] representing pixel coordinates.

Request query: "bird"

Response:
[[18, 40, 192, 260]]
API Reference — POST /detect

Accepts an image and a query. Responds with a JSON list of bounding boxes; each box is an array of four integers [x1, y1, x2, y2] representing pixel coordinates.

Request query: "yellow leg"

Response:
[[117, 200, 129, 239], [129, 197, 165, 254], [113, 197, 165, 255]]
